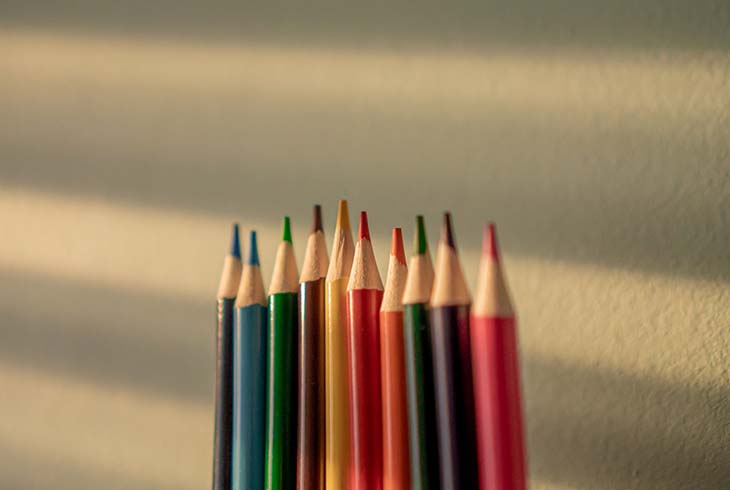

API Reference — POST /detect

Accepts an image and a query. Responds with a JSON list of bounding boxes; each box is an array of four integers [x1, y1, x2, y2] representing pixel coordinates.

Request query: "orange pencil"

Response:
[[380, 228, 411, 490]]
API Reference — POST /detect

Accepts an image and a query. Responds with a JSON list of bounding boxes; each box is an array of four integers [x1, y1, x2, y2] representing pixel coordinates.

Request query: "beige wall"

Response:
[[1, 3, 729, 489]]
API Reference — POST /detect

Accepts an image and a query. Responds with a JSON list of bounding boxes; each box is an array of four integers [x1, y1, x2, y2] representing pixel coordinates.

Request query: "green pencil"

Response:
[[402, 216, 440, 490], [265, 217, 299, 490]]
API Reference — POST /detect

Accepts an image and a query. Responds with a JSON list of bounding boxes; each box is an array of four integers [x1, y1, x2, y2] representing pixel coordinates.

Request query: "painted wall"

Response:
[[1, 2, 729, 489]]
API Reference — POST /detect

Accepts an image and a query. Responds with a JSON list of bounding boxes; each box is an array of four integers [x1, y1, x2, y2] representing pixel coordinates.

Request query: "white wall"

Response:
[[1, 3, 729, 488]]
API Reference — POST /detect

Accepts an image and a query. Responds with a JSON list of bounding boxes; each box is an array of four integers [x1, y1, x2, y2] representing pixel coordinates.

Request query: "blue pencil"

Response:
[[232, 231, 268, 490]]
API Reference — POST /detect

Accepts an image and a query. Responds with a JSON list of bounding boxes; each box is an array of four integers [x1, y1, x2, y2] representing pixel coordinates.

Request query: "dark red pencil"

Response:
[[346, 212, 384, 490], [470, 224, 526, 490]]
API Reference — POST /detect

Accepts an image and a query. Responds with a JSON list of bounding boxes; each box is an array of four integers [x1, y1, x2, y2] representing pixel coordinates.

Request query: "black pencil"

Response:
[[213, 223, 242, 490]]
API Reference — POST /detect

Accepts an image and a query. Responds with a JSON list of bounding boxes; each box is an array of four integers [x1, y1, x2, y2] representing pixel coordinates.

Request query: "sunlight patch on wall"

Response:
[[0, 185, 258, 299], [1, 28, 726, 123], [0, 184, 402, 300], [1, 184, 727, 390]]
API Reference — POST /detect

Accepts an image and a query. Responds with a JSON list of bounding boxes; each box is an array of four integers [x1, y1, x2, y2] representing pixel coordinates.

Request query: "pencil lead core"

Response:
[[414, 215, 428, 255], [391, 228, 406, 265], [337, 200, 350, 231], [485, 222, 499, 261], [248, 230, 260, 265], [311, 204, 323, 233], [230, 223, 241, 259], [442, 212, 456, 248], [282, 216, 292, 243], [358, 211, 371, 241]]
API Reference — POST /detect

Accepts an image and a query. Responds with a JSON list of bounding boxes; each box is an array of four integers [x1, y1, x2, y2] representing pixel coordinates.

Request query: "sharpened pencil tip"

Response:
[[391, 228, 406, 265], [358, 211, 370, 241], [337, 200, 350, 231], [414, 215, 428, 255], [484, 222, 499, 261], [442, 212, 456, 248], [248, 230, 260, 265], [230, 223, 241, 259], [282, 216, 292, 243], [311, 204, 323, 233]]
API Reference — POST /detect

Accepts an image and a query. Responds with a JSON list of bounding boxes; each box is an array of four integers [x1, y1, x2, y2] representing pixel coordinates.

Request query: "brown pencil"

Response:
[[297, 205, 329, 490]]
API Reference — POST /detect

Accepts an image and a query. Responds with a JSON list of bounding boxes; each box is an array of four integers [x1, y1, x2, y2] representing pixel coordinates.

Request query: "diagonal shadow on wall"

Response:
[[1, 98, 728, 284], [0, 0, 729, 51]]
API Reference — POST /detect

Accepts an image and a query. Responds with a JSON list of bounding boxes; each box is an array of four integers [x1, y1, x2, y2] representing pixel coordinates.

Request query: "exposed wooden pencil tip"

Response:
[[414, 215, 428, 255], [391, 228, 406, 265], [282, 216, 292, 243], [327, 200, 355, 282], [248, 230, 260, 265], [230, 223, 241, 259], [358, 211, 370, 241], [311, 204, 323, 233], [348, 211, 383, 291], [441, 212, 456, 248], [484, 222, 499, 261]]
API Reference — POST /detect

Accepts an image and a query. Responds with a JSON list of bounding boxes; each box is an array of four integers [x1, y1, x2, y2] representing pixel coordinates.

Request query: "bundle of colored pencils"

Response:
[[212, 203, 527, 490]]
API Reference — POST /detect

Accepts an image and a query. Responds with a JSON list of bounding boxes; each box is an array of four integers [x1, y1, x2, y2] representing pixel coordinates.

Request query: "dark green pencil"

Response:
[[402, 216, 440, 490], [265, 217, 299, 490]]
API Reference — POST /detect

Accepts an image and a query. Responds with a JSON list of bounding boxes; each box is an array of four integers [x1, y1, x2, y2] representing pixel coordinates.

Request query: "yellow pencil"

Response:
[[325, 200, 354, 488]]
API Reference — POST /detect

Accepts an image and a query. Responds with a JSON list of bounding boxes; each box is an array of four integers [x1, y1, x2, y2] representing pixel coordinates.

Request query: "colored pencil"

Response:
[[232, 231, 268, 490], [324, 200, 354, 490], [297, 205, 329, 490], [380, 228, 410, 490], [470, 224, 526, 490], [429, 213, 478, 490], [402, 216, 440, 490], [214, 224, 242, 490], [346, 211, 384, 490], [266, 217, 299, 490]]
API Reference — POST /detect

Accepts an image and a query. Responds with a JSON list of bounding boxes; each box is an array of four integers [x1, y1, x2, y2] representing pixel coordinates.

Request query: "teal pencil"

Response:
[[232, 231, 268, 490]]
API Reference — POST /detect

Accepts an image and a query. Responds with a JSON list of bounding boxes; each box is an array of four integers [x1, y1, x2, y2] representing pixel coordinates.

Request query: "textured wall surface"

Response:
[[1, 2, 729, 489]]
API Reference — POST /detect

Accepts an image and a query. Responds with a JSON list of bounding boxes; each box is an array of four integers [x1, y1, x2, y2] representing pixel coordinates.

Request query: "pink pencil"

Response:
[[470, 224, 527, 490]]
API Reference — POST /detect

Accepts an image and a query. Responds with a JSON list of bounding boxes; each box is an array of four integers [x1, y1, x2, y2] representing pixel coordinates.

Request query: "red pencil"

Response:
[[380, 228, 410, 490], [346, 212, 384, 490], [470, 224, 526, 490]]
